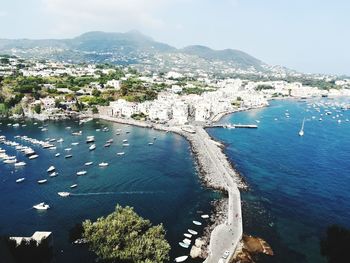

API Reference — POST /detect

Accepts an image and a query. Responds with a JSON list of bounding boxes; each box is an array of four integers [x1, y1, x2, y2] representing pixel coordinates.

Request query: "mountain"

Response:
[[0, 31, 265, 70]]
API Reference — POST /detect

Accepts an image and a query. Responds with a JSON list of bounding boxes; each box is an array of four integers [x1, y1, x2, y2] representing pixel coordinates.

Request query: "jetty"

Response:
[[96, 114, 244, 262], [207, 124, 258, 129]]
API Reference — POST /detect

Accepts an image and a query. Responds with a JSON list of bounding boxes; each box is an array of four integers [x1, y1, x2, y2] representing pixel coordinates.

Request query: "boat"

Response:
[[122, 143, 130, 147], [86, 136, 95, 143], [55, 153, 60, 157], [148, 142, 153, 145], [4, 159, 16, 164], [38, 179, 48, 184], [201, 214, 209, 219], [183, 238, 191, 245], [49, 172, 58, 177], [106, 139, 113, 143], [188, 229, 198, 235], [299, 118, 305, 136], [33, 202, 50, 210], [175, 256, 188, 262], [16, 178, 25, 183], [178, 242, 189, 249], [65, 148, 72, 151], [104, 143, 111, 147], [184, 233, 192, 238], [29, 154, 39, 160], [65, 154, 73, 159], [122, 139, 128, 142], [57, 138, 64, 143], [85, 161, 93, 166], [72, 131, 82, 136], [117, 152, 125, 156], [71, 142, 79, 146], [47, 166, 55, 172], [76, 171, 87, 176], [89, 144, 96, 151], [193, 221, 202, 226], [70, 184, 78, 189], [58, 192, 70, 197], [99, 162, 109, 167], [14, 161, 26, 167]]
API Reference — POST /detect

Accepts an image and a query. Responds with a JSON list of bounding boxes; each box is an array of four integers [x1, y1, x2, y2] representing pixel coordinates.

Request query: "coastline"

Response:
[[92, 112, 248, 262]]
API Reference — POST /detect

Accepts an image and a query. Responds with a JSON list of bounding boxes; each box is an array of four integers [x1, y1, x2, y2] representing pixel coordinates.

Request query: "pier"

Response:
[[206, 124, 258, 129], [96, 114, 244, 262]]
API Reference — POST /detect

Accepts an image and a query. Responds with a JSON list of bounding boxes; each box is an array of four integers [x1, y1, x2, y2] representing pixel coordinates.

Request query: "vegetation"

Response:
[[255, 84, 273, 91], [131, 112, 147, 120], [320, 225, 350, 263], [82, 205, 170, 263]]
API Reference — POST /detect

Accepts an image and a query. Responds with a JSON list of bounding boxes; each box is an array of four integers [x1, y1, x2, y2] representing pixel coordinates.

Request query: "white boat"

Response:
[[29, 154, 39, 160], [49, 172, 58, 177], [55, 153, 60, 157], [71, 142, 79, 146], [65, 148, 72, 151], [57, 138, 64, 143], [16, 178, 25, 183], [183, 238, 191, 245], [47, 166, 55, 172], [122, 143, 130, 147], [193, 221, 202, 226], [33, 202, 50, 210], [201, 214, 209, 219], [4, 159, 16, 164], [117, 152, 125, 156], [299, 118, 305, 136], [188, 229, 198, 235], [175, 256, 188, 262], [65, 154, 73, 159], [89, 144, 96, 151], [70, 184, 78, 188], [99, 162, 109, 167], [85, 161, 93, 166], [184, 233, 192, 238], [86, 136, 95, 143], [58, 192, 70, 197], [76, 170, 87, 176], [178, 242, 189, 248], [148, 142, 153, 145], [38, 179, 48, 184], [123, 139, 128, 142], [104, 143, 111, 147], [14, 161, 26, 167], [106, 139, 113, 143]]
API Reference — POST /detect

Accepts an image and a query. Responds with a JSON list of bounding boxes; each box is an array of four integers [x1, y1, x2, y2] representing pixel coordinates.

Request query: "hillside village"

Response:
[[1, 55, 350, 124]]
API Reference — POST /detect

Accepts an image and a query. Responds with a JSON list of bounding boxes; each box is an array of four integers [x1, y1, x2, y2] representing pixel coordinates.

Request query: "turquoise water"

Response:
[[0, 119, 217, 262], [207, 99, 350, 263]]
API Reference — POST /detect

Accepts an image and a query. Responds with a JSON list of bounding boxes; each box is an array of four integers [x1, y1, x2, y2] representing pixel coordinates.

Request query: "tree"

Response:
[[92, 106, 98, 114], [92, 88, 101, 97], [83, 205, 170, 263], [33, 104, 41, 114], [320, 225, 350, 263]]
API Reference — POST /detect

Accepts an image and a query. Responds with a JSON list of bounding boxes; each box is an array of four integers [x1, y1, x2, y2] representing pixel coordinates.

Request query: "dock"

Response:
[[206, 124, 258, 129]]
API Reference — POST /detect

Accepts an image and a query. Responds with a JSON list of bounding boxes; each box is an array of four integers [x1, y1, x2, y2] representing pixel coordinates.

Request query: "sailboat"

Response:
[[299, 118, 305, 136]]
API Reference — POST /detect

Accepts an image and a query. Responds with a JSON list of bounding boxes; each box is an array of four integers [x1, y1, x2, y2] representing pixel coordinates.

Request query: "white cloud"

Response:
[[40, 0, 188, 36]]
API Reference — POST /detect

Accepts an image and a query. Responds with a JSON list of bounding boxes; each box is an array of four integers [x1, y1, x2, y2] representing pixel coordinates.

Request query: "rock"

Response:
[[190, 238, 206, 259]]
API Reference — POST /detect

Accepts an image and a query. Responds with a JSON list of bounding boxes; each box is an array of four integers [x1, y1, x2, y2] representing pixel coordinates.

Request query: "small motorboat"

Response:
[[89, 144, 96, 151], [184, 233, 192, 238], [85, 161, 93, 166], [178, 242, 189, 249], [117, 152, 125, 156], [65, 148, 72, 151], [193, 221, 202, 226], [55, 153, 60, 157], [33, 202, 50, 210], [122, 143, 129, 147], [201, 214, 209, 219], [188, 229, 198, 235], [148, 142, 153, 145], [38, 179, 48, 184], [122, 139, 128, 142], [57, 138, 64, 143], [29, 154, 39, 160], [104, 143, 111, 147], [99, 162, 109, 167], [106, 139, 113, 143], [70, 184, 78, 189], [47, 166, 55, 172], [14, 161, 26, 167], [49, 172, 58, 177], [4, 159, 16, 164], [86, 136, 95, 143], [16, 178, 25, 183], [175, 256, 188, 262], [71, 142, 79, 146], [58, 192, 70, 197], [76, 171, 87, 176], [65, 155, 73, 159], [183, 238, 191, 245]]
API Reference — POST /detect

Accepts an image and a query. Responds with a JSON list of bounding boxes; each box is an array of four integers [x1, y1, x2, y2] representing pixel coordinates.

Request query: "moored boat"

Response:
[[16, 178, 25, 183], [175, 256, 188, 262], [58, 192, 70, 197], [38, 179, 48, 184], [76, 170, 87, 176], [47, 166, 55, 172], [33, 202, 50, 210], [70, 184, 78, 189], [99, 162, 109, 167]]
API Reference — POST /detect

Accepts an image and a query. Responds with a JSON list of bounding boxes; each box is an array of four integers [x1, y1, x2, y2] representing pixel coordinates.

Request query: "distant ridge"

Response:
[[0, 31, 265, 69]]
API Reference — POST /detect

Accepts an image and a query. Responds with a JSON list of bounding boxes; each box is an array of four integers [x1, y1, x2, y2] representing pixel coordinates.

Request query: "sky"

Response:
[[0, 0, 349, 75]]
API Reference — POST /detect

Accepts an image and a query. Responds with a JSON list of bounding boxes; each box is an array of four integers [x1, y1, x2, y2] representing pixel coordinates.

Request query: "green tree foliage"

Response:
[[320, 225, 350, 263], [91, 88, 101, 97], [255, 85, 274, 91], [33, 104, 41, 114], [92, 106, 99, 114], [83, 205, 170, 263]]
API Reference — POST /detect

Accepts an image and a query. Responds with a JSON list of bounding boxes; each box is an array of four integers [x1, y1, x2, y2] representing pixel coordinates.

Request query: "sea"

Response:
[[0, 119, 218, 262], [207, 98, 350, 263]]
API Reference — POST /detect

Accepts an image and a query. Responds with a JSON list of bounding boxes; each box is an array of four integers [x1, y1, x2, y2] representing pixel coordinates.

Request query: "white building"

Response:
[[106, 79, 121, 90]]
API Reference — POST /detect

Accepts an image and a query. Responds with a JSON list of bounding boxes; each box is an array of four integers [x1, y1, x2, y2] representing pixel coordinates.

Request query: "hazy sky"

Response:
[[0, 0, 349, 75]]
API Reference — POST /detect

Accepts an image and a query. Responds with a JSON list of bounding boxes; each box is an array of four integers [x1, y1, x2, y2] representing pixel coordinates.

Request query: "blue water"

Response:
[[207, 99, 350, 263], [0, 119, 218, 262]]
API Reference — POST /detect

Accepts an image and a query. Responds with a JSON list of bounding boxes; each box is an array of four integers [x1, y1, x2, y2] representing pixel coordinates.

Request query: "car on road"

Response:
[[222, 250, 230, 259]]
